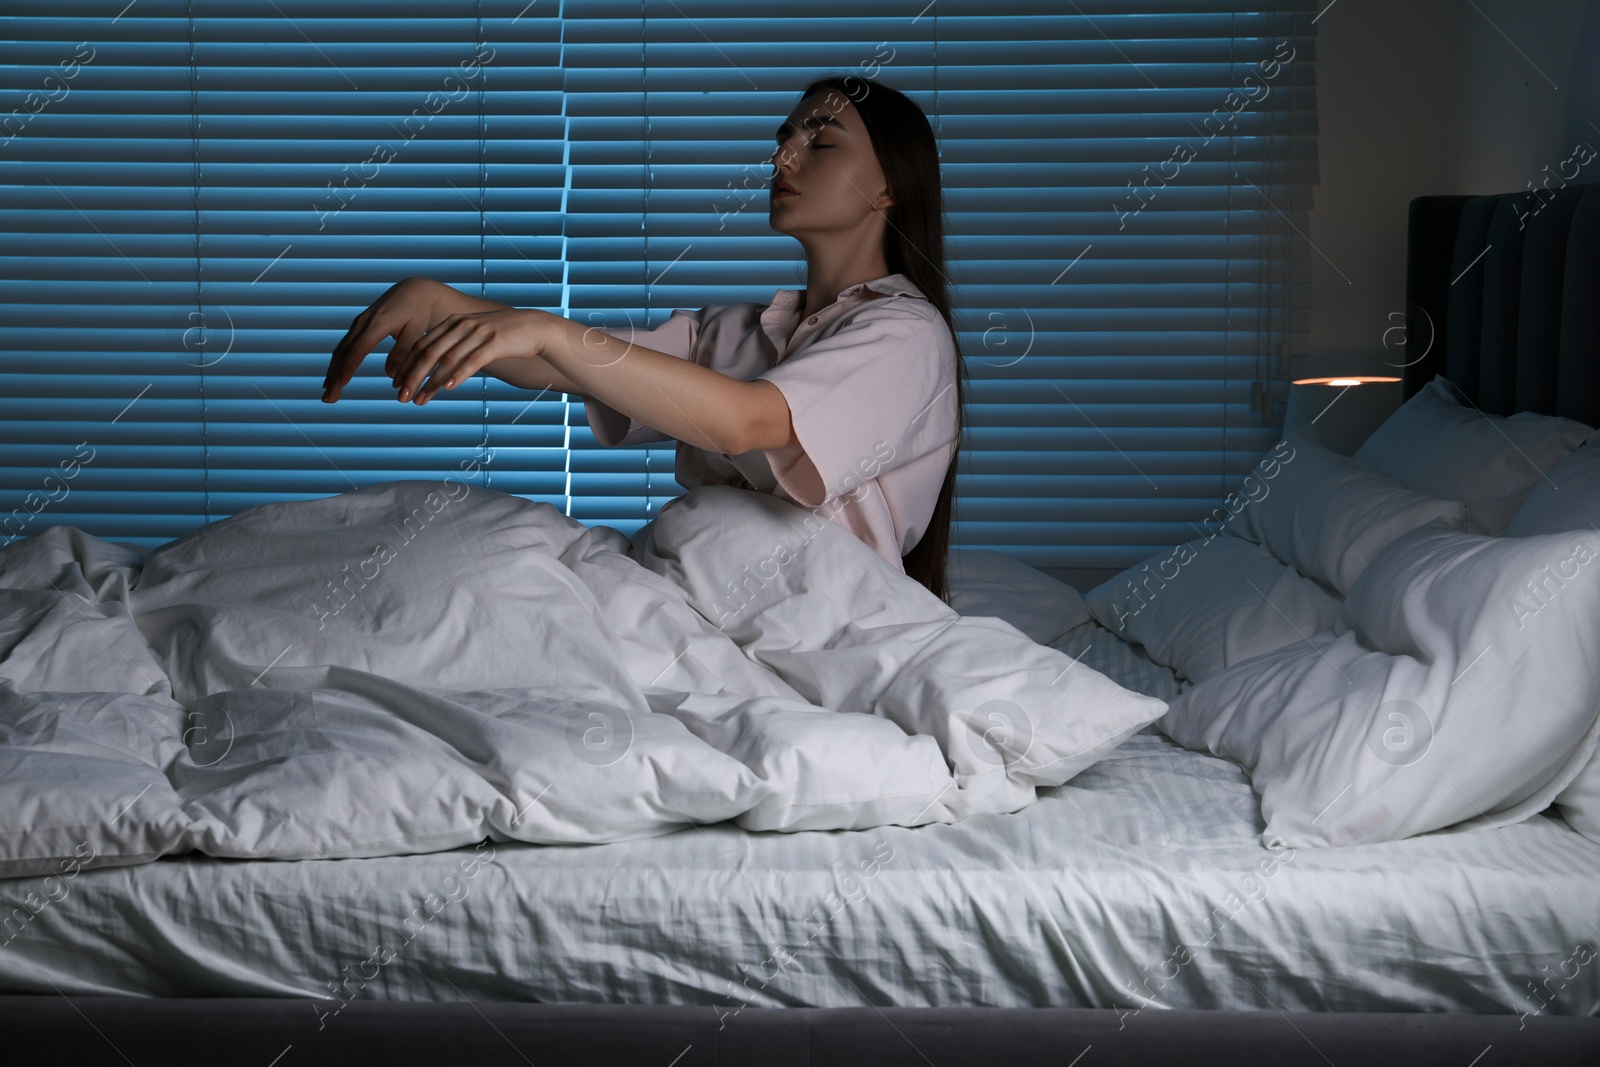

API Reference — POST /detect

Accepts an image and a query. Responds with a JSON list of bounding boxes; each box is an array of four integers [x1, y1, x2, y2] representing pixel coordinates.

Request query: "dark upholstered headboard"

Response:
[[1404, 183, 1600, 427]]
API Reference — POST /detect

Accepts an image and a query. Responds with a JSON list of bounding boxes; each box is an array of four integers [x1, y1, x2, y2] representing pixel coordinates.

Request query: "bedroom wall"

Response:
[[1048, 0, 1593, 592], [1299, 0, 1592, 381]]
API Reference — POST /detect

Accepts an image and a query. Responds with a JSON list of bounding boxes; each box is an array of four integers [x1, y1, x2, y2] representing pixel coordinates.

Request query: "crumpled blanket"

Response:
[[0, 480, 1165, 878]]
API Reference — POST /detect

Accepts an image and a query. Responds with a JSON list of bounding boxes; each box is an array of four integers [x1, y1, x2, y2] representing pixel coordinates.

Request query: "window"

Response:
[[1, 0, 1317, 568]]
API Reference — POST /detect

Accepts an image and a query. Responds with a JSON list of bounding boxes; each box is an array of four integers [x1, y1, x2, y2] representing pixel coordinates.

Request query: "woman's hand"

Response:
[[323, 277, 460, 403], [389, 306, 554, 405]]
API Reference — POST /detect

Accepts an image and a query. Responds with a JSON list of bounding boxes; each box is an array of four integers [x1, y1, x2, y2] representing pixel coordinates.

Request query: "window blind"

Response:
[[1, 0, 1317, 570]]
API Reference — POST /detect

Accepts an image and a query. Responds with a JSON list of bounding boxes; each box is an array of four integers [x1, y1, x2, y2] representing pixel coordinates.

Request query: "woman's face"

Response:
[[768, 91, 893, 237]]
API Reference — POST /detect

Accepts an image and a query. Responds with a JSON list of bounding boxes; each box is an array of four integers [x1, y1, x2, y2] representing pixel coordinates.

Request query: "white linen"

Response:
[[1501, 434, 1600, 842], [1160, 520, 1600, 847], [1225, 433, 1469, 595], [0, 624, 1595, 1016], [1083, 531, 1342, 684], [1504, 432, 1600, 537], [0, 528, 192, 877], [1559, 766, 1600, 843], [0, 479, 1164, 877], [1352, 376, 1594, 535], [0, 526, 168, 698], [945, 547, 1090, 645], [0, 686, 190, 877]]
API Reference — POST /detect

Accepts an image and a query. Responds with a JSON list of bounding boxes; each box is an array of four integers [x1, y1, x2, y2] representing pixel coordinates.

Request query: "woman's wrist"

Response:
[[541, 314, 634, 384], [457, 309, 577, 396], [527, 310, 579, 371]]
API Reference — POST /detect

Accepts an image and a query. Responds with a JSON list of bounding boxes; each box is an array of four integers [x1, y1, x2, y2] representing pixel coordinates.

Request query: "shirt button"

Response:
[[807, 316, 818, 325]]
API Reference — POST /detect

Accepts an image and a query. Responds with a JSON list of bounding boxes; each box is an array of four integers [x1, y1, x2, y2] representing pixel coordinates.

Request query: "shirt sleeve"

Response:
[[755, 303, 959, 508], [583, 308, 704, 447]]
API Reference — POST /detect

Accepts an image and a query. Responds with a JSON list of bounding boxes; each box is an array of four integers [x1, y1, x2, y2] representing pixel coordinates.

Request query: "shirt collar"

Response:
[[843, 273, 928, 301], [768, 272, 928, 313]]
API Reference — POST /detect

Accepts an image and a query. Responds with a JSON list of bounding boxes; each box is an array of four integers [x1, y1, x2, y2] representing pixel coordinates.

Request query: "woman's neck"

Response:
[[797, 248, 894, 320]]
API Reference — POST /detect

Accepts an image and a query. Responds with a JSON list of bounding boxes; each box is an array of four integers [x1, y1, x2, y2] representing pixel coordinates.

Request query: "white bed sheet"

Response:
[[1, 616, 1596, 1018]]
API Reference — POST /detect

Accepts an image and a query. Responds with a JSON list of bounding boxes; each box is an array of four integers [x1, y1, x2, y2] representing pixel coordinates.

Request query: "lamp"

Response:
[[1279, 376, 1403, 456]]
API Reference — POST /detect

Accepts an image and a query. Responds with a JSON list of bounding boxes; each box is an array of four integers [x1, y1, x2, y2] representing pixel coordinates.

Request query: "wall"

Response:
[[1300, 0, 1591, 380], [1048, 0, 1594, 592]]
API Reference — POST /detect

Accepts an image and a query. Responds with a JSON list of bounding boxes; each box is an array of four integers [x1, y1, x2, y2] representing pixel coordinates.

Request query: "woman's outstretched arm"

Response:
[[326, 278, 800, 457], [532, 317, 797, 455], [403, 308, 796, 460]]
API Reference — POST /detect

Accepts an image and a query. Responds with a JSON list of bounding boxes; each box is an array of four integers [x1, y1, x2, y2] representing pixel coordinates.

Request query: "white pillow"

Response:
[[1498, 434, 1600, 842], [1159, 520, 1600, 847], [948, 548, 1089, 644], [1352, 376, 1594, 535], [1084, 532, 1342, 684], [1225, 433, 1469, 595], [1503, 433, 1600, 537], [1557, 765, 1600, 841]]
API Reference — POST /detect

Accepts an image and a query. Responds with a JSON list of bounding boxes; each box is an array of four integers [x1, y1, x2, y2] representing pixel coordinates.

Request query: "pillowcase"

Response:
[[1225, 433, 1469, 595], [1498, 434, 1600, 842], [947, 548, 1089, 644], [1352, 376, 1594, 535], [1159, 520, 1600, 847], [1084, 531, 1342, 684], [1503, 433, 1600, 537], [1555, 765, 1600, 841]]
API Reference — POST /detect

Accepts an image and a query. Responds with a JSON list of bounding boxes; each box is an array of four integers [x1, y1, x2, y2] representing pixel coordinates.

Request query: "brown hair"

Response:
[[797, 74, 966, 604]]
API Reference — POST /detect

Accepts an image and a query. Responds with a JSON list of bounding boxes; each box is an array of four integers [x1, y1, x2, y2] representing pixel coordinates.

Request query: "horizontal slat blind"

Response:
[[1, 1, 1317, 566], [940, 1, 1317, 566]]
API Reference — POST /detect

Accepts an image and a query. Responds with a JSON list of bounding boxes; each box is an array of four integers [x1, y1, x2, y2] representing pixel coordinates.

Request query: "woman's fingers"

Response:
[[391, 321, 436, 401], [385, 321, 425, 383], [415, 348, 481, 404], [323, 311, 372, 400], [394, 316, 469, 402], [324, 308, 403, 402], [397, 318, 495, 404], [386, 307, 535, 405], [386, 309, 450, 377], [325, 279, 446, 402]]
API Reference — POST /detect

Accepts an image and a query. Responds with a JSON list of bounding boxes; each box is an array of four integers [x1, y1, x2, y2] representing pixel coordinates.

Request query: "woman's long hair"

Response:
[[798, 75, 966, 604]]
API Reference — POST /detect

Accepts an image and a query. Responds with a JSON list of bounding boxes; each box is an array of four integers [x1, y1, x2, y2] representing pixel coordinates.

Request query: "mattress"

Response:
[[1, 614, 1596, 1019]]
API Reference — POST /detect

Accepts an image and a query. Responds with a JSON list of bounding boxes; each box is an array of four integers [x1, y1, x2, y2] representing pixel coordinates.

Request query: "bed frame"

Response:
[[2, 187, 1598, 1064], [1403, 182, 1600, 424]]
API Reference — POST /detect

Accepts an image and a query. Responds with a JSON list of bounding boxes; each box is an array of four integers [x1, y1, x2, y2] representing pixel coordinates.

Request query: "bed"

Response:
[[0, 185, 1597, 1065]]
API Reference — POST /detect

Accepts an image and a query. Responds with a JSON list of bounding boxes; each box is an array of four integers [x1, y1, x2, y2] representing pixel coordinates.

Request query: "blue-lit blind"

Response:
[[1, 1, 1317, 567]]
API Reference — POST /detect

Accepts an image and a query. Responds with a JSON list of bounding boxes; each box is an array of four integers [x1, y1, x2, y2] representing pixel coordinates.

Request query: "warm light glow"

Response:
[[1291, 375, 1403, 387]]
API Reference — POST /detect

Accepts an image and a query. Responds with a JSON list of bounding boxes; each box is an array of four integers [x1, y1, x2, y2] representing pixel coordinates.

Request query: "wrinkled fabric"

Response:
[[0, 480, 1164, 877]]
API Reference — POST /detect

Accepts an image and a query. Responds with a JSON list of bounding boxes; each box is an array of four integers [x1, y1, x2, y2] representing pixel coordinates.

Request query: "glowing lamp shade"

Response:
[[1280, 376, 1403, 455]]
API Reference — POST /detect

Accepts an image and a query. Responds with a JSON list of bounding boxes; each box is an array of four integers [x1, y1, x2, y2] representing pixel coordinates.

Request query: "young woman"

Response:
[[322, 76, 967, 601]]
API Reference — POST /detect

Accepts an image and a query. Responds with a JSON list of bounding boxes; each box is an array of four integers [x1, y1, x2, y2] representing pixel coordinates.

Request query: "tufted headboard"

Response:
[[1404, 182, 1600, 427]]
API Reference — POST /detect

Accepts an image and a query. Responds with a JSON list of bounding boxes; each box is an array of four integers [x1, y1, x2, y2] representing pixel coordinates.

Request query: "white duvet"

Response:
[[0, 480, 1164, 879]]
